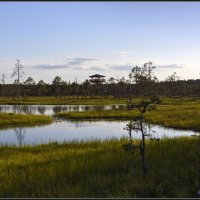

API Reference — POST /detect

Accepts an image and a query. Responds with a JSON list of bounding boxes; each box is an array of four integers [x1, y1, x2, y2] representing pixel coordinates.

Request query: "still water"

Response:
[[0, 104, 125, 115], [0, 119, 199, 146]]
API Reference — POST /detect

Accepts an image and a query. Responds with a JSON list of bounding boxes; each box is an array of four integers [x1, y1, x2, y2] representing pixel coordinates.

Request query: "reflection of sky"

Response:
[[0, 104, 126, 115], [0, 120, 199, 146]]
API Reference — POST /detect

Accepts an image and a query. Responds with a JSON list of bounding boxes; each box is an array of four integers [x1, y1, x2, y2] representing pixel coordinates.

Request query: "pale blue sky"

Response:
[[0, 2, 200, 83]]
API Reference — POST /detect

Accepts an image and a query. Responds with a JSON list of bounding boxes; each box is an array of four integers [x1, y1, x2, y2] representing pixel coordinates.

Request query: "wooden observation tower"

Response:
[[89, 74, 106, 84]]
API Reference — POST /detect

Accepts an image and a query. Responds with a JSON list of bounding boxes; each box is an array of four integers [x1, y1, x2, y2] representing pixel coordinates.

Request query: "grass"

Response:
[[0, 137, 199, 198], [0, 96, 129, 105], [1, 95, 200, 105], [56, 109, 138, 119], [0, 112, 52, 128], [1, 96, 200, 197], [144, 104, 200, 131]]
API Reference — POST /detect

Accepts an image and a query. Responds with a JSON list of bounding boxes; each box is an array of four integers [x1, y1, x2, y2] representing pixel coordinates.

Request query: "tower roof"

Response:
[[89, 74, 106, 78]]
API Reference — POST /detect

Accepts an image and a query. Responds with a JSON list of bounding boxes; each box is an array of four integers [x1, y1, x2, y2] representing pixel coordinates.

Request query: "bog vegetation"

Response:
[[0, 112, 52, 128], [0, 138, 199, 198], [1, 60, 200, 198]]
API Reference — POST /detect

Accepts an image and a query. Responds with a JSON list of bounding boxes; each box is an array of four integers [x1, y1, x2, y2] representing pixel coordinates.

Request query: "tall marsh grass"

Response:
[[145, 104, 200, 131], [0, 137, 199, 198]]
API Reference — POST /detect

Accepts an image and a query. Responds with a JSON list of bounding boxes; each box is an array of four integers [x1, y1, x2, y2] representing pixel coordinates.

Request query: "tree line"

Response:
[[1, 61, 200, 99]]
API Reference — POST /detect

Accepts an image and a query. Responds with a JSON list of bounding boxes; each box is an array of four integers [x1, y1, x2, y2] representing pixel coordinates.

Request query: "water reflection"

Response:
[[13, 105, 22, 114], [22, 105, 37, 114], [0, 120, 198, 147], [37, 106, 46, 115], [0, 104, 126, 115], [84, 105, 90, 111], [14, 127, 26, 146], [53, 106, 62, 113]]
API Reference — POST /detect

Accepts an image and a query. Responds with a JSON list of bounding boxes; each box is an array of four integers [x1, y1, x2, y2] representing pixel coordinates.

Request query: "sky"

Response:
[[0, 2, 200, 84]]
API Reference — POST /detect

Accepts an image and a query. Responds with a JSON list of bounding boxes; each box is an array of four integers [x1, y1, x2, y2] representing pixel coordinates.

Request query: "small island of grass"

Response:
[[0, 112, 52, 128]]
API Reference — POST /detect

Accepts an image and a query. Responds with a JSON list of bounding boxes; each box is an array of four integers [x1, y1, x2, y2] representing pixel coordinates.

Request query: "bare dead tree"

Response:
[[1, 73, 5, 85], [11, 59, 25, 101], [143, 61, 157, 97], [0, 73, 6, 99]]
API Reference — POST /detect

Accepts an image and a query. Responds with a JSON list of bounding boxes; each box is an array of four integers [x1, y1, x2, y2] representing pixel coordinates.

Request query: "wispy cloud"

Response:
[[67, 57, 100, 66], [73, 65, 107, 71], [157, 63, 185, 70], [89, 66, 107, 71], [29, 64, 71, 70], [28, 57, 101, 70], [55, 56, 67, 60], [107, 64, 132, 71], [112, 51, 135, 58]]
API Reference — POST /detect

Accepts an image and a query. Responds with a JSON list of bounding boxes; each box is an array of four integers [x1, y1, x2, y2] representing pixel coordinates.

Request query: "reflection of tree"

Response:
[[13, 105, 22, 114], [37, 106, 46, 115], [84, 105, 90, 111], [69, 105, 80, 112], [95, 105, 104, 111], [0, 105, 11, 113], [111, 105, 116, 110], [12, 105, 38, 115], [21, 105, 37, 114], [74, 120, 80, 129], [61, 107, 69, 112], [14, 128, 26, 146], [53, 106, 62, 114]]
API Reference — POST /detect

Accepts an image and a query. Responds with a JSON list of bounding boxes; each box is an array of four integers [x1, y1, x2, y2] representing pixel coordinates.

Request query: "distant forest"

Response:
[[1, 62, 200, 99]]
